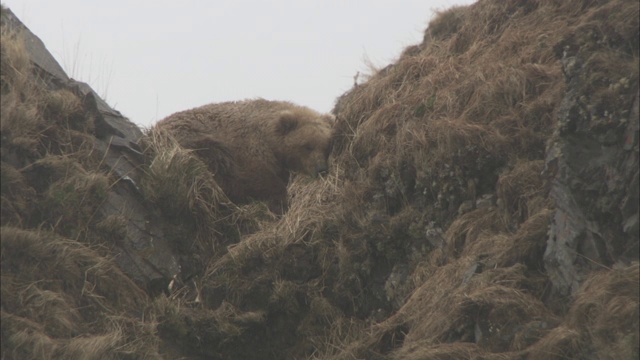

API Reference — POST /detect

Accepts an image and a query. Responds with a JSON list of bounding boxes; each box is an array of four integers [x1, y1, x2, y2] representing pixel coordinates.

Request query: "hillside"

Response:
[[1, 1, 638, 359]]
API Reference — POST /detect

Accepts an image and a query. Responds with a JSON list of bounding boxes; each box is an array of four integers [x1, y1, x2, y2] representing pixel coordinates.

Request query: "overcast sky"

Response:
[[5, 0, 475, 127]]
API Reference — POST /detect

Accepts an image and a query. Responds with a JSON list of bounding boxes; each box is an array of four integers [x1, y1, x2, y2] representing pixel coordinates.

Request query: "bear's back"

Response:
[[157, 99, 299, 141], [153, 99, 333, 214]]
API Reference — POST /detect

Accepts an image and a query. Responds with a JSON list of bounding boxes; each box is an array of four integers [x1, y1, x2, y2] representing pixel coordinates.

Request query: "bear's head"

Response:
[[273, 108, 334, 177]]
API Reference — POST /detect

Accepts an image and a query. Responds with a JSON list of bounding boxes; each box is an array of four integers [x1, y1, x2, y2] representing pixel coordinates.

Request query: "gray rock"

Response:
[[4, 9, 180, 295], [544, 46, 639, 297]]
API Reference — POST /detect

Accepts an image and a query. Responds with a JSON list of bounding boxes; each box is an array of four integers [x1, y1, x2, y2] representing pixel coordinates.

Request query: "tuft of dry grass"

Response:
[[138, 128, 233, 253], [1, 27, 95, 161], [0, 227, 159, 358], [1, 25, 45, 142], [527, 263, 639, 359]]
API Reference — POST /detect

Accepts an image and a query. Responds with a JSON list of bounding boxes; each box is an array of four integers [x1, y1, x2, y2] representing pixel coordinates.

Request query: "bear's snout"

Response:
[[316, 162, 329, 176]]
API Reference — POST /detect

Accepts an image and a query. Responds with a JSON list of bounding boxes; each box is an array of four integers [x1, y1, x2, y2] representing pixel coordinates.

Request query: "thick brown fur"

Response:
[[154, 99, 334, 213]]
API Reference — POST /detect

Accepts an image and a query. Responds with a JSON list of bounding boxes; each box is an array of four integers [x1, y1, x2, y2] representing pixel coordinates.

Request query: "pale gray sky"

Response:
[[4, 0, 475, 127]]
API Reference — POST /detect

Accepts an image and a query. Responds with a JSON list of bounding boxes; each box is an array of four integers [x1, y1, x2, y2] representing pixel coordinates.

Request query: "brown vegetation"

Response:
[[1, 13, 162, 358], [1, 0, 638, 359]]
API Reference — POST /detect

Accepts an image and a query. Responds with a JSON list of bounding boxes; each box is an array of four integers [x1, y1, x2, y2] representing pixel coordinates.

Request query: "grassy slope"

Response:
[[1, 0, 639, 359], [1, 9, 161, 359]]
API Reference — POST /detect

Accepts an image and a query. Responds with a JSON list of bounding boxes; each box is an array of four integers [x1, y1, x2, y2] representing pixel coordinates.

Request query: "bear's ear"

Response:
[[276, 111, 299, 135]]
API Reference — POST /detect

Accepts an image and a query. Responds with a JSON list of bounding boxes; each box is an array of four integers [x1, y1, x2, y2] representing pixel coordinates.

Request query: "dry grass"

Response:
[[138, 128, 233, 254], [496, 160, 547, 226], [0, 227, 159, 359], [2, 0, 638, 359], [1, 17, 162, 359], [304, 0, 638, 358], [527, 263, 639, 359], [1, 20, 42, 138]]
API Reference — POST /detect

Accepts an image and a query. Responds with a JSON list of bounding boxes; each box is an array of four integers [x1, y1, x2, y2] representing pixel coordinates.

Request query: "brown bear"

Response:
[[154, 99, 334, 213]]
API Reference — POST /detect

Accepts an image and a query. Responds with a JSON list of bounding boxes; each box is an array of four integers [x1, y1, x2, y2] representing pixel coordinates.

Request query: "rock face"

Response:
[[544, 34, 639, 298], [2, 9, 179, 294]]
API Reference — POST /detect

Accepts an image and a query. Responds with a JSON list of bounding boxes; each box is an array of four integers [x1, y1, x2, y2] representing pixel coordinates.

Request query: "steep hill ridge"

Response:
[[1, 1, 638, 359]]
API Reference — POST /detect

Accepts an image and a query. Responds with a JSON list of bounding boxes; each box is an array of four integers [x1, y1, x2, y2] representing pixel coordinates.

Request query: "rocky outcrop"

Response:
[[2, 9, 179, 295], [544, 32, 639, 298]]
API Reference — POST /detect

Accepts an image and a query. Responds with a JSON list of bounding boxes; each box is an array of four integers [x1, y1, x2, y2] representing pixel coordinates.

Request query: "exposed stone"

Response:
[[475, 193, 496, 209], [3, 9, 180, 295], [544, 44, 639, 297]]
